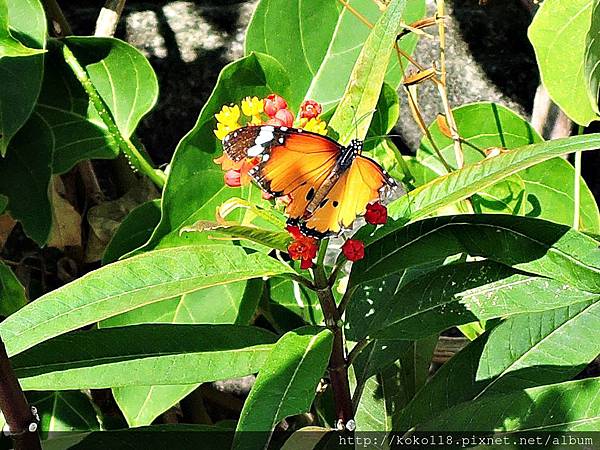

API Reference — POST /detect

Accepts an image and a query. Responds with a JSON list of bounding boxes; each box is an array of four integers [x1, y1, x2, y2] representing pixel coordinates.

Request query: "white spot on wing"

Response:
[[255, 129, 274, 145], [280, 126, 288, 131], [278, 137, 284, 144], [248, 144, 264, 157]]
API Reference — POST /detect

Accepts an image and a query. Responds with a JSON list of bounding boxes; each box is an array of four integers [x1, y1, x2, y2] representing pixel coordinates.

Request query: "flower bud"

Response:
[[224, 169, 242, 187], [364, 203, 388, 225], [264, 94, 288, 117], [274, 108, 294, 127], [342, 239, 365, 262], [300, 100, 322, 119]]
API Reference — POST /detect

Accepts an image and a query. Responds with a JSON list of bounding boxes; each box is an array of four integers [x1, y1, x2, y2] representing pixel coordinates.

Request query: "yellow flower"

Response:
[[302, 118, 328, 135], [215, 104, 241, 128], [241, 96, 264, 117], [214, 122, 239, 140]]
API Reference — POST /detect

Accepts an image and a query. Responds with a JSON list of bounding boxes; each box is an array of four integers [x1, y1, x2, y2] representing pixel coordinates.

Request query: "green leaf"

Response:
[[36, 45, 118, 174], [0, 0, 46, 154], [397, 302, 600, 431], [0, 0, 45, 57], [27, 391, 99, 436], [233, 328, 333, 450], [328, 0, 407, 143], [0, 259, 27, 317], [0, 245, 292, 356], [12, 324, 276, 389], [366, 261, 598, 340], [64, 36, 159, 139], [585, 0, 600, 113], [102, 199, 161, 264], [354, 337, 436, 433], [529, 0, 599, 125], [112, 385, 197, 427], [416, 377, 600, 431], [137, 53, 291, 253], [386, 133, 600, 226], [418, 102, 600, 234], [0, 113, 53, 244], [180, 220, 292, 252], [353, 214, 600, 293], [246, 0, 424, 111], [105, 280, 261, 426]]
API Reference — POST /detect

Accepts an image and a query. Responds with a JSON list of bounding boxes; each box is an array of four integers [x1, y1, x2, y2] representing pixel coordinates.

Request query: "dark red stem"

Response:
[[314, 265, 353, 428], [0, 337, 41, 449]]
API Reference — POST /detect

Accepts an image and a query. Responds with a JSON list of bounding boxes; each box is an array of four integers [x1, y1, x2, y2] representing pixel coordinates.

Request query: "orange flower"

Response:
[[214, 153, 258, 187]]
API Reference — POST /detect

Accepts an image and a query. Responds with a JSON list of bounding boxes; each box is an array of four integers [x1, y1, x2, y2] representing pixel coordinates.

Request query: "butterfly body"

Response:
[[222, 125, 397, 238]]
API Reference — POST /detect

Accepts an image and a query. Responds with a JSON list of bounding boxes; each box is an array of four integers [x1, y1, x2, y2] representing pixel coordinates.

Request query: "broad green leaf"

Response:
[[246, 0, 424, 111], [585, 0, 600, 112], [27, 391, 99, 436], [418, 102, 600, 234], [105, 279, 261, 426], [328, 0, 407, 143], [40, 424, 234, 450], [180, 220, 292, 252], [353, 214, 600, 294], [416, 377, 600, 431], [529, 0, 599, 125], [233, 328, 333, 450], [113, 385, 196, 428], [366, 261, 598, 340], [0, 259, 27, 317], [0, 0, 44, 57], [12, 324, 276, 389], [0, 113, 53, 244], [0, 0, 46, 154], [386, 133, 600, 226], [0, 245, 292, 356], [64, 36, 158, 139], [397, 302, 600, 431], [137, 53, 291, 253], [102, 199, 161, 264], [36, 45, 118, 174]]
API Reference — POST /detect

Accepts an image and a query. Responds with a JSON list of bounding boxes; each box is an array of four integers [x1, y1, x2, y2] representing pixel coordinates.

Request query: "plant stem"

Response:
[[434, 0, 464, 169], [573, 125, 585, 230], [313, 259, 353, 429], [0, 337, 41, 450], [61, 43, 166, 189], [95, 0, 127, 37]]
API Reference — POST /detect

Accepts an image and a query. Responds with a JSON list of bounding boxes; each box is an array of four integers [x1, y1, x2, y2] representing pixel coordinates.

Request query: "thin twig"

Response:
[[40, 0, 72, 36], [95, 0, 127, 37], [434, 1, 464, 169], [346, 339, 370, 367]]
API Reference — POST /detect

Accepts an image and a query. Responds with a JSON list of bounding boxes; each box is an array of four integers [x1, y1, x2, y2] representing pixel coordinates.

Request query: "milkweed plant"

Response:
[[0, 0, 599, 448]]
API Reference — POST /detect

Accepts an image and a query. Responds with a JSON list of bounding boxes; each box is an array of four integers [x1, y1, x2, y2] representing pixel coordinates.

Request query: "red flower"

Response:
[[342, 239, 364, 262], [287, 232, 318, 270], [364, 203, 388, 225], [300, 100, 322, 119], [264, 94, 288, 117], [274, 108, 294, 127]]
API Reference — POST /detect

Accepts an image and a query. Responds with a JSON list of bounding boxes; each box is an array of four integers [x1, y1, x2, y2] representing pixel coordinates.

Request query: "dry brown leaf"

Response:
[[0, 214, 16, 250], [47, 177, 82, 250], [85, 179, 159, 262]]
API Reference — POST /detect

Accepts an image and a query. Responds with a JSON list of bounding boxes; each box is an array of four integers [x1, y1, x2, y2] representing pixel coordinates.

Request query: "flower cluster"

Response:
[[214, 95, 328, 189]]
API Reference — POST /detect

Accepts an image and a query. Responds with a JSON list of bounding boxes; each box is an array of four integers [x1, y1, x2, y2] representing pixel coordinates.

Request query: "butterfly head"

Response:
[[348, 139, 363, 155]]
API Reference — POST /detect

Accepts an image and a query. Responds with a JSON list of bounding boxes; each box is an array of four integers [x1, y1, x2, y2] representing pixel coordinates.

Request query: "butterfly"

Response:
[[222, 125, 397, 238]]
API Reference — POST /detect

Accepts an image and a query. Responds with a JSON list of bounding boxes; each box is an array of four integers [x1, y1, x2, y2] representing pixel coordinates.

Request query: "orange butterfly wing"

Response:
[[223, 126, 341, 222], [301, 156, 393, 236]]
